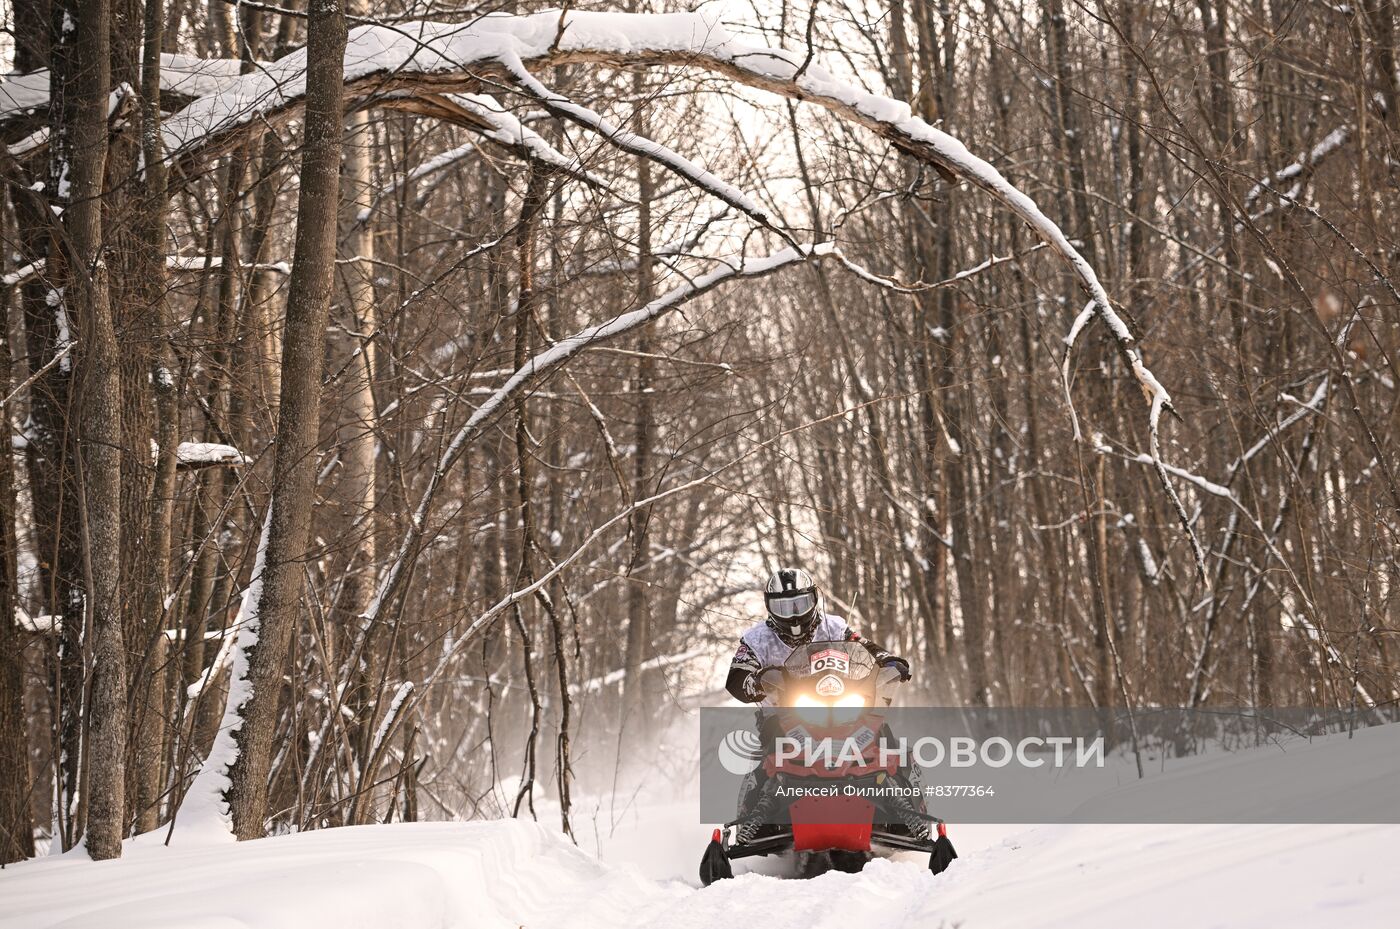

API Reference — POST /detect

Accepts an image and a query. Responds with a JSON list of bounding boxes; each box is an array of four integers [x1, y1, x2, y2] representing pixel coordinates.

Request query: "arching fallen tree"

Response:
[[154, 10, 1204, 580], [1, 10, 1198, 584], [165, 13, 1134, 344]]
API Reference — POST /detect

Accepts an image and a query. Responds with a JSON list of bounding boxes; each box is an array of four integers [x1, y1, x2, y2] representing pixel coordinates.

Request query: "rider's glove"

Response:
[[741, 671, 766, 702], [882, 656, 911, 682]]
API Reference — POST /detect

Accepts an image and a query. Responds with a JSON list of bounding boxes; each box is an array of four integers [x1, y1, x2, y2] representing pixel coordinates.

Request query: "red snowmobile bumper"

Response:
[[789, 795, 874, 852]]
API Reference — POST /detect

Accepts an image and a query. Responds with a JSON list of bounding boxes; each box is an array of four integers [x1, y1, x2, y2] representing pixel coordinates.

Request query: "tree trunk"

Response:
[[338, 13, 382, 815], [621, 137, 656, 736], [54, 0, 128, 861], [226, 0, 347, 841], [0, 262, 33, 863], [128, 0, 180, 836]]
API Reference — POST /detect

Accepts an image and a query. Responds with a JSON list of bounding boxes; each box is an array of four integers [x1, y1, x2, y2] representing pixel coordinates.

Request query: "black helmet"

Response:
[[764, 567, 820, 646]]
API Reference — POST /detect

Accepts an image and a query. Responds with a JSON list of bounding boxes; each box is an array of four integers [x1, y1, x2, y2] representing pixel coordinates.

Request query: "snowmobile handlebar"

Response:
[[754, 663, 906, 703], [756, 666, 790, 694], [875, 664, 904, 689]]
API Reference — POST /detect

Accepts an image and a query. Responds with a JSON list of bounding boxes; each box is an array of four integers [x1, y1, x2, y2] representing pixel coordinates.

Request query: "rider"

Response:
[[724, 567, 913, 838], [725, 566, 910, 705]]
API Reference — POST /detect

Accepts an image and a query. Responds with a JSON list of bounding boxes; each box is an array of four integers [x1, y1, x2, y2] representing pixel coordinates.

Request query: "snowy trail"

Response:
[[4, 813, 1396, 928], [4, 728, 1399, 928], [586, 812, 1397, 929], [2, 815, 1396, 928]]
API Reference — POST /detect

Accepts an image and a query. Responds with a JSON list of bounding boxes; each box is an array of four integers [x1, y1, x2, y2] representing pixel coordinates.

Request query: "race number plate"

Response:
[[810, 648, 850, 675]]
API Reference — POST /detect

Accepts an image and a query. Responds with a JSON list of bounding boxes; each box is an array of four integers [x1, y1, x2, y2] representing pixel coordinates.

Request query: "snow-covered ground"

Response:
[[3, 816, 1394, 929], [4, 727, 1398, 929]]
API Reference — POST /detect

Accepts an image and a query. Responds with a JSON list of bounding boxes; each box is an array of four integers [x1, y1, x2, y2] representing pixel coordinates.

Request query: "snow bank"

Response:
[[0, 821, 681, 929], [4, 812, 1395, 929]]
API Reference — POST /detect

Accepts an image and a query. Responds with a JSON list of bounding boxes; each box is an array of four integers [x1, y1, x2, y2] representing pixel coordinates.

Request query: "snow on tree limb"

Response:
[[0, 53, 249, 129], [1132, 453, 1232, 499], [1061, 302, 1096, 442], [362, 681, 414, 777], [166, 511, 273, 844], [147, 440, 251, 470], [495, 57, 791, 244], [347, 92, 599, 229], [412, 92, 606, 186], [1243, 124, 1352, 212]]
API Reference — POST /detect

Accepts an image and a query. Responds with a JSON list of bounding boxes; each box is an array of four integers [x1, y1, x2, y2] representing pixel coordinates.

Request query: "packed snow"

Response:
[[4, 722, 1397, 929]]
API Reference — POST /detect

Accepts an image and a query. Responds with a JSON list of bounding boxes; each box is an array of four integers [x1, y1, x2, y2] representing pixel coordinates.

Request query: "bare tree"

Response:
[[226, 0, 348, 841]]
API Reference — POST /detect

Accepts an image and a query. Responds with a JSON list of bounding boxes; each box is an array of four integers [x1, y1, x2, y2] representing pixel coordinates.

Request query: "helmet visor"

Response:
[[767, 591, 816, 619]]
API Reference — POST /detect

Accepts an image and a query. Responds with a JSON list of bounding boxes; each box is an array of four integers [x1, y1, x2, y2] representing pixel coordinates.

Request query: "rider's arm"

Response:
[[725, 640, 766, 703], [845, 629, 911, 679]]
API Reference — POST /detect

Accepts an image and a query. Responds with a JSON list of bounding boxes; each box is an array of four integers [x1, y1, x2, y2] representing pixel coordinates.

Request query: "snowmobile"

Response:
[[700, 640, 957, 885]]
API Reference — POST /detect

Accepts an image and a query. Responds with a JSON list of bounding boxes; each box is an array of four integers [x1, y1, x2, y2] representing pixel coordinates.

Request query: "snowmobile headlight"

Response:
[[792, 693, 824, 708], [832, 694, 867, 709]]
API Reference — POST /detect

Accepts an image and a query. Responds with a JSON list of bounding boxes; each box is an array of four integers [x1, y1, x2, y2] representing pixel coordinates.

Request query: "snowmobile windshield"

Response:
[[767, 591, 817, 619], [781, 641, 876, 682]]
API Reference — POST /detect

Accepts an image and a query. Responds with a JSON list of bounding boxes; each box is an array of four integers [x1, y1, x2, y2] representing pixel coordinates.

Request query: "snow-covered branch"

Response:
[[1, 54, 251, 158], [378, 91, 605, 196], [496, 59, 791, 244], [149, 441, 251, 470], [1242, 124, 1352, 212]]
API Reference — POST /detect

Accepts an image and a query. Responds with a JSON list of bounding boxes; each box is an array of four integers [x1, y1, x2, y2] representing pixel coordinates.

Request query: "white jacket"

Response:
[[732, 612, 852, 668]]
